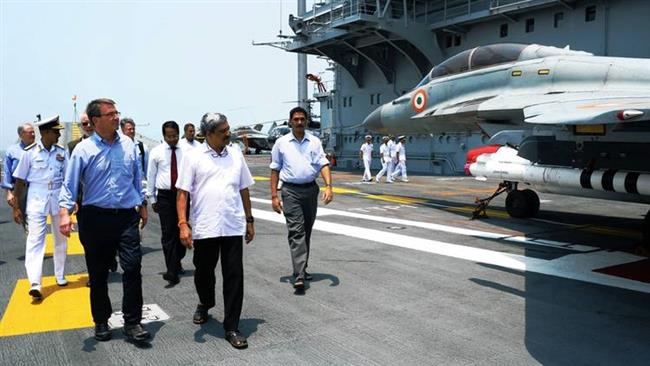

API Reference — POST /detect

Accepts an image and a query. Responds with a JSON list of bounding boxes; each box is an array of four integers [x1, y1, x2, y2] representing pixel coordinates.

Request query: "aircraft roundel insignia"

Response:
[[412, 89, 427, 113]]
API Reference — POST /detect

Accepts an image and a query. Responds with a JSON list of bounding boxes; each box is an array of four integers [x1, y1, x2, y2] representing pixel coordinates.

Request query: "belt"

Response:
[[157, 189, 177, 194], [283, 181, 316, 188], [81, 205, 136, 215], [30, 182, 62, 190]]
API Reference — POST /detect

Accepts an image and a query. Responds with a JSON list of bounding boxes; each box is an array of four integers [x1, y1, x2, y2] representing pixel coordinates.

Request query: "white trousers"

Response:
[[362, 159, 372, 181], [375, 159, 392, 182], [25, 192, 67, 285], [391, 160, 408, 181]]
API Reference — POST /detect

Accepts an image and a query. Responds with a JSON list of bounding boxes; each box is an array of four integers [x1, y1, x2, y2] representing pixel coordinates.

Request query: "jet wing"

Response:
[[523, 96, 650, 125]]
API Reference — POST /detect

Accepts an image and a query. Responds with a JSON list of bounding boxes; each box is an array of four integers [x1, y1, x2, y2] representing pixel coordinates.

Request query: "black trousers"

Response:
[[156, 190, 186, 278], [77, 206, 143, 325], [193, 236, 243, 332], [281, 182, 319, 279]]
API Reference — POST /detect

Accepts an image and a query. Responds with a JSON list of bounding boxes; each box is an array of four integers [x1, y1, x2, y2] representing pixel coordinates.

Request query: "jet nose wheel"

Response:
[[505, 189, 540, 218]]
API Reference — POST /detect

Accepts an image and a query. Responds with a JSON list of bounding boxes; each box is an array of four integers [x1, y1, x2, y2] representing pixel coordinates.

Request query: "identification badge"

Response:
[[56, 154, 64, 161]]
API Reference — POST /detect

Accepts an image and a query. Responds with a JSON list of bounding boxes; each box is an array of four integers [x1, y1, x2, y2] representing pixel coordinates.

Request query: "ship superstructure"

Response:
[[283, 0, 650, 174]]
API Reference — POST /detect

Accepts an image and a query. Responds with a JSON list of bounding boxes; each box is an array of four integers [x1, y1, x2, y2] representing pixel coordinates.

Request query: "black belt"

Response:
[[82, 205, 135, 215], [157, 189, 177, 194], [283, 181, 316, 188]]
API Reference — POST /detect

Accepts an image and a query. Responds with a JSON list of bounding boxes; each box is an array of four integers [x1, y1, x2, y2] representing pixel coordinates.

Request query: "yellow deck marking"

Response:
[[447, 206, 511, 219], [326, 186, 361, 194], [365, 194, 427, 205], [45, 233, 84, 256], [253, 176, 270, 181], [0, 274, 91, 337], [46, 214, 77, 225]]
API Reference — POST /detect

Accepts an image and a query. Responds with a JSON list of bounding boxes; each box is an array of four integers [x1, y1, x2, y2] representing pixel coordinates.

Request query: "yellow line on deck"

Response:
[[365, 194, 427, 205], [0, 274, 92, 337], [45, 233, 84, 256], [253, 176, 270, 181]]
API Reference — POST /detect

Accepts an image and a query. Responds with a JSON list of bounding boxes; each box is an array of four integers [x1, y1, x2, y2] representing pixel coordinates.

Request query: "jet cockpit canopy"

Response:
[[415, 43, 593, 87]]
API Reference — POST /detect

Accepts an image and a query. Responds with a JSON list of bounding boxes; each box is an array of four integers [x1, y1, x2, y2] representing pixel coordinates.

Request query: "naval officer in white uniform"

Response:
[[12, 116, 68, 299]]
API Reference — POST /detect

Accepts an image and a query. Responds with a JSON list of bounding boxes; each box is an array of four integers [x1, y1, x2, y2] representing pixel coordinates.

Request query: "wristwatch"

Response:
[[246, 216, 254, 223]]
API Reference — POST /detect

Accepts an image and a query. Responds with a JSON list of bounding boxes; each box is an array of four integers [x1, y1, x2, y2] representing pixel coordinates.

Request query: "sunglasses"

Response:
[[81, 122, 90, 126]]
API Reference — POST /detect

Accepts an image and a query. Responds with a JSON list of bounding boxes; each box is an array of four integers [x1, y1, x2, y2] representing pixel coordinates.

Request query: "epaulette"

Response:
[[23, 143, 37, 151], [55, 144, 64, 149]]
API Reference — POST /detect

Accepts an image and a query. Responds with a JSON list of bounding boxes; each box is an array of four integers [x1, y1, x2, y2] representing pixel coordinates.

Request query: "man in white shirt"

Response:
[[147, 121, 186, 287], [178, 122, 200, 151], [176, 112, 254, 350], [121, 117, 149, 179], [359, 135, 373, 182], [387, 135, 397, 181], [375, 136, 392, 183], [391, 135, 409, 182]]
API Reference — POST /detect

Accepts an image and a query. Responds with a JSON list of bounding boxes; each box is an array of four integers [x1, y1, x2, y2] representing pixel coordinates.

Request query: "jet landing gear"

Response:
[[472, 181, 539, 219]]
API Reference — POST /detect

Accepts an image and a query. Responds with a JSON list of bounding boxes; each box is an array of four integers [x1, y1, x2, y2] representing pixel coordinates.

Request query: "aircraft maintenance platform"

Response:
[[1, 155, 649, 365]]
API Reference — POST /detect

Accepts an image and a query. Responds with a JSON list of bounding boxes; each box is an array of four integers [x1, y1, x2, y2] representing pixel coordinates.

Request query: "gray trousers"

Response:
[[281, 182, 319, 279]]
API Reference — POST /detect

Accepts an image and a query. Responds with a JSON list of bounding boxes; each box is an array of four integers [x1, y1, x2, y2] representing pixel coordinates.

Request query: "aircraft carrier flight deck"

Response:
[[1, 155, 649, 365]]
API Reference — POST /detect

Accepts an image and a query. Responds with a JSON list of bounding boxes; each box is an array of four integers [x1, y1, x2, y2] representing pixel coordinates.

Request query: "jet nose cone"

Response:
[[363, 106, 383, 132]]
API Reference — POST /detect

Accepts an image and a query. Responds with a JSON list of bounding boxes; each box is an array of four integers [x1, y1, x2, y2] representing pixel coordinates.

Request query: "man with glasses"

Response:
[[176, 112, 255, 349], [68, 113, 94, 154], [2, 122, 35, 208], [270, 106, 333, 291], [59, 98, 150, 343], [12, 116, 68, 299]]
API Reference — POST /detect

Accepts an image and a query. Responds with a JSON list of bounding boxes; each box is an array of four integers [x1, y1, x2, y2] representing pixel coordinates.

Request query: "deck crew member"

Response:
[[359, 135, 373, 182], [391, 135, 409, 182], [176, 112, 255, 349], [375, 136, 392, 183], [178, 122, 200, 150], [59, 98, 150, 343], [3, 123, 35, 207], [387, 135, 397, 180], [270, 106, 333, 291], [147, 121, 186, 287], [12, 116, 68, 299]]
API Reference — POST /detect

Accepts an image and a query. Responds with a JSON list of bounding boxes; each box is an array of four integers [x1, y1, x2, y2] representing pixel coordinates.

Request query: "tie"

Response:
[[170, 147, 178, 190]]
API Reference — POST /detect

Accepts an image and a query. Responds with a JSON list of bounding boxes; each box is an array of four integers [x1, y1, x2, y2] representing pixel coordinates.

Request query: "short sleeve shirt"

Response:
[[176, 144, 254, 239], [360, 143, 373, 161]]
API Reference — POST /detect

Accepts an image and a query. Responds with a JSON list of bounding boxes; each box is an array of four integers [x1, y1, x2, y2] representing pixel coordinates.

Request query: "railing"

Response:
[[424, 0, 539, 25], [303, 0, 415, 31]]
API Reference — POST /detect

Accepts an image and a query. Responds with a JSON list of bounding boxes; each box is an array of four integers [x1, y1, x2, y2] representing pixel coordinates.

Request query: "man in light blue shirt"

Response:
[[2, 123, 35, 207], [270, 106, 333, 291], [58, 98, 150, 344]]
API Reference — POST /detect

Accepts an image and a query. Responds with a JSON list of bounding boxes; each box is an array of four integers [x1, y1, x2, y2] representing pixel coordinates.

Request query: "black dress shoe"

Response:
[[162, 273, 180, 287], [193, 304, 209, 324], [225, 330, 248, 349], [293, 278, 305, 290], [94, 323, 112, 341], [123, 323, 150, 342], [305, 272, 313, 281]]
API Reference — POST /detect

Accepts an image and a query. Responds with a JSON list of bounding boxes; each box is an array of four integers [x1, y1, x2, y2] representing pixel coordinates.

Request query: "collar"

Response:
[[91, 131, 121, 145], [204, 143, 229, 158], [289, 131, 310, 143]]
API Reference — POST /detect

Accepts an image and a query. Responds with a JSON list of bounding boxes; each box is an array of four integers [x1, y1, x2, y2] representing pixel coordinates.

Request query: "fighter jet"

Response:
[[363, 43, 650, 247]]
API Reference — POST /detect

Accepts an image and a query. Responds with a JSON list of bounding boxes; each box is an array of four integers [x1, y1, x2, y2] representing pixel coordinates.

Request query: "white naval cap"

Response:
[[398, 135, 406, 140], [382, 136, 389, 140], [364, 134, 372, 139], [36, 115, 64, 131]]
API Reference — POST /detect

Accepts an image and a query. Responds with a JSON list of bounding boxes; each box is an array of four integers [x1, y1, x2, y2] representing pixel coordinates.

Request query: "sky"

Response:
[[0, 0, 330, 148]]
